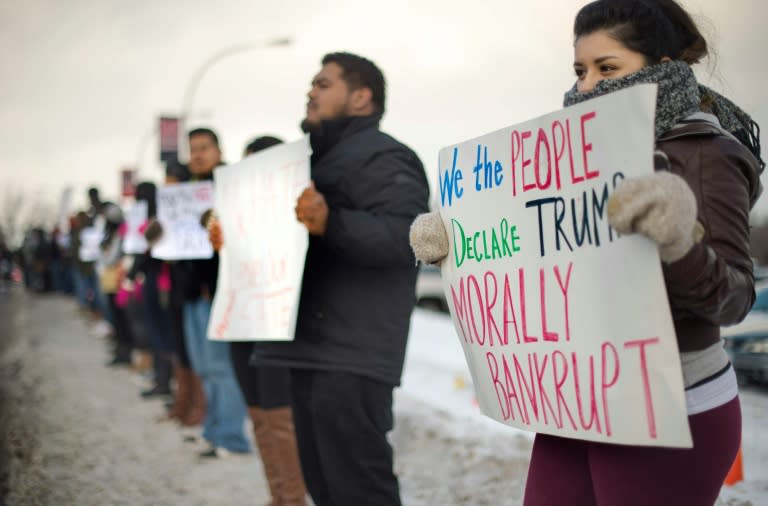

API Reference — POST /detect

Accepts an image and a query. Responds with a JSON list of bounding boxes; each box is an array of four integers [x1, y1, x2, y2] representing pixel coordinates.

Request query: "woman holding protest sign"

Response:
[[410, 0, 763, 504], [205, 135, 307, 505]]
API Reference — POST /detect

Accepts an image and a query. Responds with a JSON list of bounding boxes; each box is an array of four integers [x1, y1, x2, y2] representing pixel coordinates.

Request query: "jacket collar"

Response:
[[658, 112, 727, 142], [305, 113, 382, 163]]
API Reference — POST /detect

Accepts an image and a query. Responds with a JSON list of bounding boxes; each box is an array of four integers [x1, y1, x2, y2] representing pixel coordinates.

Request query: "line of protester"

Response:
[[7, 51, 425, 506], [8, 0, 766, 504]]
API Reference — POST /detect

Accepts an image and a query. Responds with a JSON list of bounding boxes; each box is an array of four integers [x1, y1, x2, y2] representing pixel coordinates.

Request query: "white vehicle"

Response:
[[721, 280, 768, 385], [415, 264, 448, 313]]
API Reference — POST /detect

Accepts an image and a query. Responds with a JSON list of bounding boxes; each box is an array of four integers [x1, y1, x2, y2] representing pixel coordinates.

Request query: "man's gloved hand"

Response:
[[409, 212, 449, 265], [608, 171, 704, 263]]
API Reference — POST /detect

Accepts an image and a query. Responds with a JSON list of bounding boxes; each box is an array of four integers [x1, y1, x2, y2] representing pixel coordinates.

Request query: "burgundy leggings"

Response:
[[523, 396, 741, 506]]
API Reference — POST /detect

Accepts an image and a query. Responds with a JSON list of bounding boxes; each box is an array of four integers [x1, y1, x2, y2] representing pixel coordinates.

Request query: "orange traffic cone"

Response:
[[724, 445, 744, 486]]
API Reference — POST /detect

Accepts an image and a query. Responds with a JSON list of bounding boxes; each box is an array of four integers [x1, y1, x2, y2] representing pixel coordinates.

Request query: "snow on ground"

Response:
[[404, 307, 768, 506], [0, 289, 765, 505]]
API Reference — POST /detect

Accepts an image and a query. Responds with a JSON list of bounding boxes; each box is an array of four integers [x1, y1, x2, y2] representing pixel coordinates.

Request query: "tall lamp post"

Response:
[[178, 37, 293, 163]]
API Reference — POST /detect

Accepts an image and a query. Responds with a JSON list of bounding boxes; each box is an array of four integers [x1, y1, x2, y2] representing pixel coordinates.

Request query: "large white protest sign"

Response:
[[122, 201, 149, 254], [208, 136, 311, 341], [151, 181, 214, 260], [437, 85, 691, 448]]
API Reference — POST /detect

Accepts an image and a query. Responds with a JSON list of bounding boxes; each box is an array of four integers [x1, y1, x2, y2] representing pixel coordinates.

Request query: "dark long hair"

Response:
[[574, 0, 707, 64], [134, 181, 157, 218], [574, 0, 763, 171]]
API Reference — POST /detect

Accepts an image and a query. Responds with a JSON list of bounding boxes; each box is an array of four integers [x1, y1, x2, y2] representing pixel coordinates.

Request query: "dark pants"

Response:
[[230, 341, 291, 408], [169, 300, 191, 368], [290, 369, 400, 506], [143, 272, 174, 390], [523, 396, 742, 506], [107, 293, 134, 361]]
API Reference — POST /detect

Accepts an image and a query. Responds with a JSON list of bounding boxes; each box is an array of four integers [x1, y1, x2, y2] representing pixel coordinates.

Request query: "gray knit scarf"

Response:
[[563, 60, 764, 170]]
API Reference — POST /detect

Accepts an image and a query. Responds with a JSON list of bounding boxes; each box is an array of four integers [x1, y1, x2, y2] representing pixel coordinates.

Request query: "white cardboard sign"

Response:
[[151, 181, 215, 260], [208, 136, 311, 341], [438, 85, 691, 447], [122, 201, 149, 255]]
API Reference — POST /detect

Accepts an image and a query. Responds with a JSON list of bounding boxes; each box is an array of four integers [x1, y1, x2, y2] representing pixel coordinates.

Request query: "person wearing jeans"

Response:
[[183, 297, 249, 454], [178, 127, 250, 457]]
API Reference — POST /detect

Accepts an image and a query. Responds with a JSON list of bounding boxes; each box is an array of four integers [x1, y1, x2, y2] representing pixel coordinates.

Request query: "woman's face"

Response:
[[573, 29, 648, 93]]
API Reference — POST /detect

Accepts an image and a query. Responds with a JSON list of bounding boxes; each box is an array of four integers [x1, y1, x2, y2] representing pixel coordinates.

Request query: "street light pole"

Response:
[[178, 37, 293, 163]]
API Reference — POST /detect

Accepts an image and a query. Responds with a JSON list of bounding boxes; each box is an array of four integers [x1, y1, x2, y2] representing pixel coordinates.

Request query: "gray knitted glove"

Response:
[[608, 171, 703, 263], [410, 212, 449, 264]]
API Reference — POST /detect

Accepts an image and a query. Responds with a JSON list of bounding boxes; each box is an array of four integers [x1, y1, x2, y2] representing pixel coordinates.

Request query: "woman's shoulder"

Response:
[[658, 114, 762, 206]]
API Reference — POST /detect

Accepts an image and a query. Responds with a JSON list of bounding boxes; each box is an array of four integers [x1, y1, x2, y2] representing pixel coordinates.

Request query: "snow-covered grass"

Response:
[[403, 308, 768, 505]]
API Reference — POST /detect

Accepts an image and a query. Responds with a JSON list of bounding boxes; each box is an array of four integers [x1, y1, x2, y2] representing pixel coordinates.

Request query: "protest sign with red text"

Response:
[[437, 85, 691, 447], [208, 136, 310, 341]]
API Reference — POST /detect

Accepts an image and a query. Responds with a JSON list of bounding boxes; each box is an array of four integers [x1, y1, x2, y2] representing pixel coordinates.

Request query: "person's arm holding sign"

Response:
[[297, 152, 429, 267], [411, 2, 763, 505], [204, 212, 224, 252], [410, 211, 449, 265], [294, 182, 328, 236], [409, 170, 700, 266], [638, 147, 759, 327]]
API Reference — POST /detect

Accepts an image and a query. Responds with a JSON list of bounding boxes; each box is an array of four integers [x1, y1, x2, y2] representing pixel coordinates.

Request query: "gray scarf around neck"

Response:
[[562, 60, 764, 170]]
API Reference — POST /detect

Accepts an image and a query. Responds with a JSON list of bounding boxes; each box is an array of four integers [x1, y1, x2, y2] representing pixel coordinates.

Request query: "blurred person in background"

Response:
[[99, 203, 135, 366], [176, 128, 249, 457], [127, 181, 174, 398], [70, 211, 101, 316], [0, 231, 12, 292], [152, 161, 208, 429], [207, 135, 307, 504]]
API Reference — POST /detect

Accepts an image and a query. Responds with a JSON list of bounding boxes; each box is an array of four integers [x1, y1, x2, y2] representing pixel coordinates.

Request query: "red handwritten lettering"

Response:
[[502, 273, 521, 345], [553, 263, 573, 342], [552, 350, 578, 430], [450, 280, 471, 343], [519, 269, 537, 343], [580, 111, 599, 180], [601, 342, 620, 436], [540, 268, 558, 342], [534, 128, 552, 191], [624, 337, 660, 438], [571, 352, 602, 433], [467, 275, 486, 345], [484, 272, 505, 346]]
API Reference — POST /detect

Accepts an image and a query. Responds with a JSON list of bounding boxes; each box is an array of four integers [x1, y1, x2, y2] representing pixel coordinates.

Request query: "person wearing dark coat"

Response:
[[250, 52, 430, 506], [126, 181, 176, 397], [207, 135, 308, 505]]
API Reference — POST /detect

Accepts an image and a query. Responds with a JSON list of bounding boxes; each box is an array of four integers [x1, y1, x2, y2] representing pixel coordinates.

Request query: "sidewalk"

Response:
[[1, 287, 763, 505], [0, 288, 532, 505]]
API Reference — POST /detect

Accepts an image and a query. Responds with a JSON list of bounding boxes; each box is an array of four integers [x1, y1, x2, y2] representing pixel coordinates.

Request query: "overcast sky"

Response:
[[2, 0, 767, 222]]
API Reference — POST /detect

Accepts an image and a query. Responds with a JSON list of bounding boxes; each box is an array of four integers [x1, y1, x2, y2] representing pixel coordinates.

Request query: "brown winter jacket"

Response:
[[657, 117, 763, 353]]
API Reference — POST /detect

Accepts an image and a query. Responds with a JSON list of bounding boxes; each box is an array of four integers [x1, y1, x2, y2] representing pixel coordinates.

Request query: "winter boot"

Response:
[[166, 364, 191, 420], [180, 370, 206, 427], [142, 353, 173, 398], [251, 406, 307, 506]]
